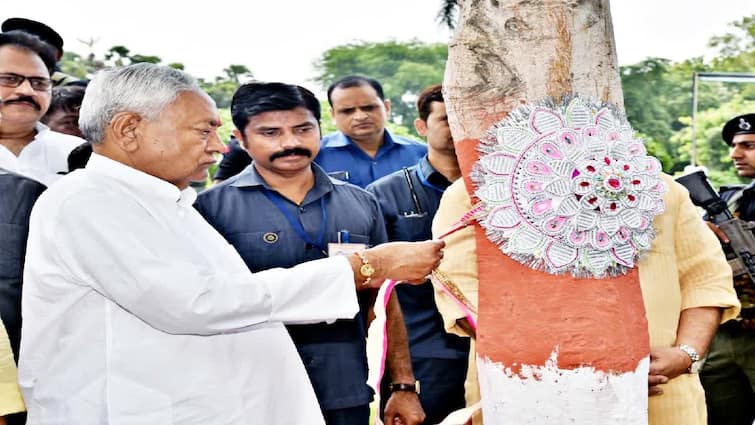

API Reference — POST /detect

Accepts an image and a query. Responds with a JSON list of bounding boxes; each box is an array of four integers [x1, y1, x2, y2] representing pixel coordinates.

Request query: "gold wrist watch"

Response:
[[355, 251, 375, 287]]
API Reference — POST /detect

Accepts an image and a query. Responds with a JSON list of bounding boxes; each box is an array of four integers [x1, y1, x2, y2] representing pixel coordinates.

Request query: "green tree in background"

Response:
[[673, 97, 755, 186], [223, 64, 253, 84], [58, 44, 252, 109], [313, 40, 447, 136], [619, 14, 755, 184], [104, 45, 131, 66], [201, 64, 254, 108], [59, 51, 103, 79], [621, 58, 687, 172]]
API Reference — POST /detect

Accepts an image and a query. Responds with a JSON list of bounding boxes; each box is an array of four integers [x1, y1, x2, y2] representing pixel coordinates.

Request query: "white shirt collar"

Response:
[[85, 153, 197, 207], [34, 121, 50, 135]]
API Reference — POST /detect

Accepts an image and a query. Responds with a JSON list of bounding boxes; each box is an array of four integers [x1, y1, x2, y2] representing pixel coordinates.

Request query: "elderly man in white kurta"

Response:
[[19, 63, 443, 425]]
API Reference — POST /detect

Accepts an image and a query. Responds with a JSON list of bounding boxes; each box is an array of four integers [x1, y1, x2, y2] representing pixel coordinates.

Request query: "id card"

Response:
[[328, 242, 367, 257]]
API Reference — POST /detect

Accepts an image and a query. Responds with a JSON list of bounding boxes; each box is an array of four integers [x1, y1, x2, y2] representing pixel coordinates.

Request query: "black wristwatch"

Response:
[[388, 381, 420, 395]]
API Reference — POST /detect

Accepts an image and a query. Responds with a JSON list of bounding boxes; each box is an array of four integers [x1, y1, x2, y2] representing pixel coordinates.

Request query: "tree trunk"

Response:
[[445, 0, 623, 141], [443, 1, 650, 424]]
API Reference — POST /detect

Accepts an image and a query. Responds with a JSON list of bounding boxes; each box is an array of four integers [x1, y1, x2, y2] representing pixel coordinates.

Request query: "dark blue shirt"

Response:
[[195, 163, 387, 411], [0, 170, 46, 360], [315, 129, 427, 188], [367, 156, 469, 360]]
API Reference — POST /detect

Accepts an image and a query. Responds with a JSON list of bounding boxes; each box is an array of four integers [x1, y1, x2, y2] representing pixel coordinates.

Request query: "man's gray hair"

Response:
[[79, 63, 201, 144]]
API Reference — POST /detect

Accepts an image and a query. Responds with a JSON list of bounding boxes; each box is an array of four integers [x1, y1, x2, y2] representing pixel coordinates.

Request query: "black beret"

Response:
[[1, 18, 63, 52], [722, 113, 755, 146]]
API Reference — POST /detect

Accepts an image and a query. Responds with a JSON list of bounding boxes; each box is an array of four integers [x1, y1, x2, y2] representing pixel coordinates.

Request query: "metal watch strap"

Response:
[[677, 344, 700, 361], [677, 344, 700, 372]]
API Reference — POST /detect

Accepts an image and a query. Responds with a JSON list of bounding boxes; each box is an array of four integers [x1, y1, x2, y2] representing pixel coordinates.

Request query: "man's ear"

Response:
[[383, 99, 391, 115], [110, 112, 142, 153], [414, 118, 428, 137]]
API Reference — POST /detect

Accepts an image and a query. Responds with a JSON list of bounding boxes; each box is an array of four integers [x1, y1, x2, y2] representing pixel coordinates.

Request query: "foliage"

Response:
[[438, 0, 458, 30], [619, 14, 755, 184], [217, 108, 234, 143], [223, 65, 253, 84], [58, 44, 251, 108], [671, 97, 755, 187], [59, 51, 103, 79], [312, 40, 447, 136]]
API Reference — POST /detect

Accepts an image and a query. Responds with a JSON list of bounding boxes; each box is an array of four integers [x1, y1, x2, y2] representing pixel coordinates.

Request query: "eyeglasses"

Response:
[[0, 73, 53, 91]]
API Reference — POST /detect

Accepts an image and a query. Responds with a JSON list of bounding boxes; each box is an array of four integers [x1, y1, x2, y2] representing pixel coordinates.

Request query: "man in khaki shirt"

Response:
[[432, 174, 740, 425]]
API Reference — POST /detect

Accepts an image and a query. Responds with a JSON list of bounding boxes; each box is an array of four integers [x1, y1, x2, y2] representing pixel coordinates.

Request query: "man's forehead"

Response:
[[429, 101, 447, 114], [0, 45, 49, 75], [733, 134, 755, 144], [172, 91, 220, 121], [248, 107, 316, 127], [331, 84, 381, 104]]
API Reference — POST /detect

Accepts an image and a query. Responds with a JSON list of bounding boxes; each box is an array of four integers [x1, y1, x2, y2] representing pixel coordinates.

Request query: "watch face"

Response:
[[360, 263, 375, 277], [678, 344, 700, 362]]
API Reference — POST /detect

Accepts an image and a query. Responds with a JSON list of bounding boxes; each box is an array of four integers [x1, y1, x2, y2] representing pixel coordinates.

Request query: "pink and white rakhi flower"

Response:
[[472, 97, 665, 278]]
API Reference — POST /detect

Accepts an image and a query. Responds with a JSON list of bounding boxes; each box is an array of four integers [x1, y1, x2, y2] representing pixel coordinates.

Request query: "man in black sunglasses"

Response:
[[0, 31, 81, 185]]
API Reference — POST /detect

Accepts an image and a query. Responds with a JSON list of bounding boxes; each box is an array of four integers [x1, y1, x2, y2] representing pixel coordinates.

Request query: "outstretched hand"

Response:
[[368, 240, 445, 285]]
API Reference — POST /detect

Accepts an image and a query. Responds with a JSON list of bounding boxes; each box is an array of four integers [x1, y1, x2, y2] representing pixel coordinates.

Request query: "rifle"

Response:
[[676, 171, 755, 319]]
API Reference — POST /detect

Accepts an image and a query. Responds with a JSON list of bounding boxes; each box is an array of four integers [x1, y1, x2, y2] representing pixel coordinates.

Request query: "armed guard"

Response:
[[701, 113, 755, 425]]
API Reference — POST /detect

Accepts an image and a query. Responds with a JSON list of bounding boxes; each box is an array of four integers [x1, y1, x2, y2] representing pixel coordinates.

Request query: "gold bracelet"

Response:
[[354, 251, 375, 287]]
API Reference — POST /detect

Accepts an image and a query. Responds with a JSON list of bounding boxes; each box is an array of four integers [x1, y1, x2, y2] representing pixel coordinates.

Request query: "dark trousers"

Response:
[[5, 412, 25, 425], [380, 357, 468, 425], [323, 404, 370, 425], [700, 321, 755, 425]]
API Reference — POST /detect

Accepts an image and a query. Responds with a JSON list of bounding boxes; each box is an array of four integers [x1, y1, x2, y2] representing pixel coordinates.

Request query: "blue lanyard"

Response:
[[416, 163, 447, 193], [262, 189, 328, 254]]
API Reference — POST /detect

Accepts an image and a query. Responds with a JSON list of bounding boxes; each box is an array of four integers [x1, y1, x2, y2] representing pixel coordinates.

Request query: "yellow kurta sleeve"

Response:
[[431, 179, 479, 338], [641, 175, 740, 425], [0, 323, 24, 416], [673, 178, 740, 321], [640, 176, 740, 349], [431, 180, 484, 424]]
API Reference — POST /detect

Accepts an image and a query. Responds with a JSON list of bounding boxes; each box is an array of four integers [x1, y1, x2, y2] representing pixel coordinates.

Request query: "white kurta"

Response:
[[0, 123, 81, 186], [19, 154, 360, 425]]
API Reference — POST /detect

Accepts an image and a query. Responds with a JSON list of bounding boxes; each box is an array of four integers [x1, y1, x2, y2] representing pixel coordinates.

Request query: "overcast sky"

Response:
[[3, 1, 753, 89]]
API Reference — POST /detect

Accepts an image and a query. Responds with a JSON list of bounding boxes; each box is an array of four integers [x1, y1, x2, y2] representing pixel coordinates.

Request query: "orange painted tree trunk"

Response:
[[444, 1, 651, 423]]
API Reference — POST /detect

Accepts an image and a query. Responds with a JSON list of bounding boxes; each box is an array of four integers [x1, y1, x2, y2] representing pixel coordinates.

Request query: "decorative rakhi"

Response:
[[471, 96, 666, 278]]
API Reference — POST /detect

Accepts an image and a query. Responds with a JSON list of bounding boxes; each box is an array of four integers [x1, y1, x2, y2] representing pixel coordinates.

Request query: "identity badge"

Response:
[[328, 243, 367, 257]]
